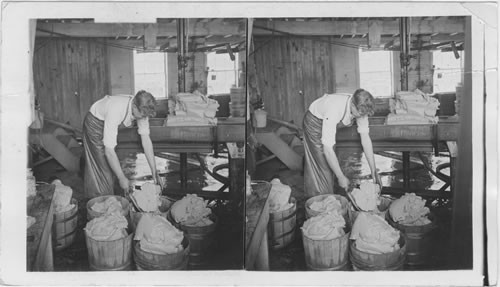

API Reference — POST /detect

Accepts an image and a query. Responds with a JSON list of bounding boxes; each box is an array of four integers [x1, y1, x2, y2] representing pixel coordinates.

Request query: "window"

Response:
[[432, 50, 464, 93], [359, 49, 394, 98], [206, 52, 239, 95], [133, 51, 168, 98]]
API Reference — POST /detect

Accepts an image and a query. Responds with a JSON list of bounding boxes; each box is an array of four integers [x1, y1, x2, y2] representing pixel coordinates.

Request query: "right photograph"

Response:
[[245, 16, 473, 271]]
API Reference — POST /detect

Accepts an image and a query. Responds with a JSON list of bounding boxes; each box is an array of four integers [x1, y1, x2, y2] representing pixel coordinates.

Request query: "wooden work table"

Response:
[[27, 184, 56, 271], [117, 117, 246, 149], [335, 116, 459, 150], [116, 117, 246, 201], [255, 116, 459, 198], [245, 181, 271, 270]]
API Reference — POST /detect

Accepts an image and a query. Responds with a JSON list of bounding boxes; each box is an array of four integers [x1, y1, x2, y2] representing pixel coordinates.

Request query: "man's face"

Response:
[[350, 102, 362, 119], [132, 104, 146, 119]]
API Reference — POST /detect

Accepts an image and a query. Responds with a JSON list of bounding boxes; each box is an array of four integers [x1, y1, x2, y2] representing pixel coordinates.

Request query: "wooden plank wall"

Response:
[[107, 40, 135, 95], [33, 38, 109, 129], [252, 36, 359, 126]]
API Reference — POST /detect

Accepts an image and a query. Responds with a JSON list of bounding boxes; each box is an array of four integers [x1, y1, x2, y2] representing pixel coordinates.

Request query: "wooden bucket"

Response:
[[302, 227, 350, 271], [133, 237, 190, 270], [86, 195, 130, 221], [52, 198, 78, 251], [305, 194, 348, 220], [130, 196, 173, 231], [268, 197, 296, 250], [168, 212, 218, 267], [349, 234, 407, 271], [387, 213, 437, 266], [348, 196, 393, 227], [85, 231, 133, 271]]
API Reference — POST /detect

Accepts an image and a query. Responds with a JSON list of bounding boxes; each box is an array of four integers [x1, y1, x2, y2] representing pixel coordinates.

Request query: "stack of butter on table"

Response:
[[386, 89, 440, 125], [165, 91, 219, 126]]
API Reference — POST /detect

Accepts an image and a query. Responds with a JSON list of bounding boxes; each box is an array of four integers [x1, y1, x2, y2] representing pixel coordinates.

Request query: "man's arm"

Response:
[[323, 145, 349, 189], [141, 134, 160, 185], [360, 132, 381, 185], [104, 147, 129, 193]]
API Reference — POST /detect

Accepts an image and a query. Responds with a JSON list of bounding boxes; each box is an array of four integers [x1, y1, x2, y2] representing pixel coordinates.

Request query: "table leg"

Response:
[[180, 153, 188, 189], [402, 151, 410, 191], [447, 141, 458, 199], [229, 155, 245, 204], [227, 142, 245, 204], [255, 230, 270, 271]]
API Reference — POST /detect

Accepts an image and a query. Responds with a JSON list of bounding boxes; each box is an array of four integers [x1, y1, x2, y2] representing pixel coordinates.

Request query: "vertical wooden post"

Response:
[[448, 16, 473, 269], [399, 17, 411, 192], [402, 151, 410, 190], [227, 142, 245, 205], [177, 19, 188, 190], [180, 152, 188, 189]]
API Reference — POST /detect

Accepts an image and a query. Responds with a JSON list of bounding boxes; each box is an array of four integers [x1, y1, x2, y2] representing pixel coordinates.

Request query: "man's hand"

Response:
[[118, 176, 130, 196], [373, 173, 382, 190], [153, 171, 164, 190], [338, 174, 350, 190]]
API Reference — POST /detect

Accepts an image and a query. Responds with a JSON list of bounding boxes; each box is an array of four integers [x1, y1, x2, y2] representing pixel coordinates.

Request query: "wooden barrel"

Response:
[[348, 196, 393, 227], [52, 198, 78, 251], [349, 234, 407, 271], [268, 197, 296, 250], [387, 213, 436, 266], [302, 227, 350, 271], [133, 237, 190, 270], [86, 195, 130, 221], [85, 231, 133, 271], [130, 196, 173, 231], [305, 194, 348, 220], [168, 212, 218, 267]]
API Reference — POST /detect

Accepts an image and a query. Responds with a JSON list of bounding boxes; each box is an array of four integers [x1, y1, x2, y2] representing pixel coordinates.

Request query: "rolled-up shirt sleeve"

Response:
[[321, 117, 337, 148], [356, 116, 370, 134], [103, 114, 121, 149], [137, 117, 150, 136]]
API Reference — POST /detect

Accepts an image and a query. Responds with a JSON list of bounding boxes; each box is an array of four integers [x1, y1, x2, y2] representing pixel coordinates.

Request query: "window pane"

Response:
[[206, 52, 239, 95], [359, 50, 393, 98], [432, 51, 464, 93], [133, 51, 167, 98]]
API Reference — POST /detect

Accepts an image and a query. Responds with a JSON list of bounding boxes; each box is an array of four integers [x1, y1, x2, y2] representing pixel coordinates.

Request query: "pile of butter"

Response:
[[170, 194, 213, 227], [301, 211, 346, 240], [389, 193, 431, 226], [134, 214, 184, 255]]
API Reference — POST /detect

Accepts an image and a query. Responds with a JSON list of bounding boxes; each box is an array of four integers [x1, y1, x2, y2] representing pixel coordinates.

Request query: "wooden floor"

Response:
[[253, 152, 454, 271], [33, 157, 244, 271], [32, 150, 455, 271]]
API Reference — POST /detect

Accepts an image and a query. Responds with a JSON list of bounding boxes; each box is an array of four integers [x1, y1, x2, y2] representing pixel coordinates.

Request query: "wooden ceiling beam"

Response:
[[253, 18, 465, 36], [36, 21, 245, 38]]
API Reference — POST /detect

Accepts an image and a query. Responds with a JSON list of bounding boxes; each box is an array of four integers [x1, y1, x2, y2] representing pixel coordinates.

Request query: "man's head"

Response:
[[351, 89, 375, 118], [132, 90, 157, 119]]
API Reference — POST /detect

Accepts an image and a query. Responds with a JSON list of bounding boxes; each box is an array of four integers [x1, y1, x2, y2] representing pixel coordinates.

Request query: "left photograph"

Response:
[[27, 18, 247, 271]]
